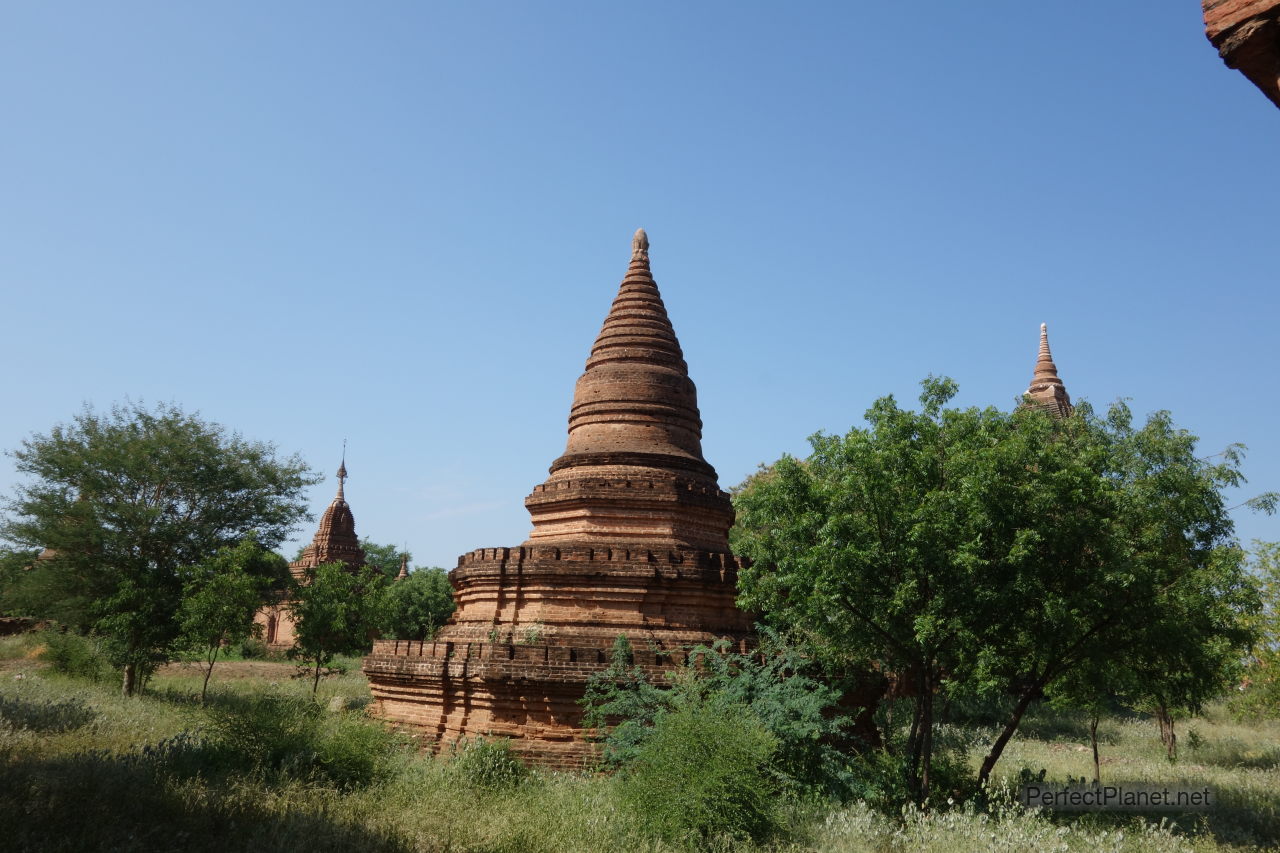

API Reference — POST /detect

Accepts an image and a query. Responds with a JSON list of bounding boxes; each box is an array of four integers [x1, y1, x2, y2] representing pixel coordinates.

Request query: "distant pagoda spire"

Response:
[[1024, 323, 1073, 417], [396, 552, 409, 580], [291, 451, 366, 573], [336, 440, 348, 500]]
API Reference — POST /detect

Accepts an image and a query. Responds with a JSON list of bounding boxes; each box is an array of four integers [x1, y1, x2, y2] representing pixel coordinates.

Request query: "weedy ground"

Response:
[[0, 633, 1276, 853]]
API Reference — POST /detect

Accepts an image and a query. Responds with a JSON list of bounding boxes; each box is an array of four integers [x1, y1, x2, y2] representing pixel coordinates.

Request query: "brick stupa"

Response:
[[362, 230, 753, 767], [1023, 323, 1073, 418], [257, 460, 367, 647]]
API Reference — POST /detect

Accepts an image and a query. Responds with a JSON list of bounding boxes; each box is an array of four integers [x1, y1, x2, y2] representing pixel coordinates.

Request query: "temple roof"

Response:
[[292, 459, 366, 571], [1025, 323, 1073, 418]]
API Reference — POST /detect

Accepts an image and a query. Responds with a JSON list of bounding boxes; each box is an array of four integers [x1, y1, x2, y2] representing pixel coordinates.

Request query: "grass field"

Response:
[[1, 633, 1276, 853]]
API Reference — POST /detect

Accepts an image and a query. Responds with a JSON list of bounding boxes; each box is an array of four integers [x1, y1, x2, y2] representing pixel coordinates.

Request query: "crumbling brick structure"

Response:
[[362, 230, 754, 768], [1204, 0, 1280, 109]]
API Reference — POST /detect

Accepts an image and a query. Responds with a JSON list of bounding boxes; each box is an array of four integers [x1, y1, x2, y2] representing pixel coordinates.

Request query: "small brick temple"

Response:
[[362, 230, 753, 767], [257, 460, 367, 648]]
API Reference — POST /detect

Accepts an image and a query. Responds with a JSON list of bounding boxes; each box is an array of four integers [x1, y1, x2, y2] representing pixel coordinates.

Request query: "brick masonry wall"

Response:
[[1203, 0, 1280, 108]]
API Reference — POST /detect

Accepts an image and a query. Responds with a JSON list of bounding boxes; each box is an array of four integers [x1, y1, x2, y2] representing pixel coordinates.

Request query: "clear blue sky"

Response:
[[3, 2, 1276, 568]]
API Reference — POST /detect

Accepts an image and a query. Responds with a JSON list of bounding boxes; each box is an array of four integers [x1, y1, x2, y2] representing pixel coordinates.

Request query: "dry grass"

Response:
[[0, 653, 1276, 852]]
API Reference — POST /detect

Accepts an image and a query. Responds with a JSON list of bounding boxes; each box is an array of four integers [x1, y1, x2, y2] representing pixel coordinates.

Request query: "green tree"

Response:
[[1234, 540, 1280, 719], [582, 630, 854, 798], [1, 402, 316, 695], [382, 566, 455, 641], [288, 561, 387, 693], [732, 377, 1270, 799], [360, 538, 409, 580], [1047, 545, 1255, 771], [179, 535, 289, 703], [0, 547, 40, 616]]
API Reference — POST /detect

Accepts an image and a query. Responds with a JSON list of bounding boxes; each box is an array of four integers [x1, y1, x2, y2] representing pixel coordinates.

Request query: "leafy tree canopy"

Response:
[[179, 534, 289, 702], [582, 630, 853, 798], [360, 538, 409, 580], [731, 377, 1272, 798], [289, 561, 388, 693], [1232, 540, 1280, 720], [1, 401, 318, 694], [382, 566, 455, 641]]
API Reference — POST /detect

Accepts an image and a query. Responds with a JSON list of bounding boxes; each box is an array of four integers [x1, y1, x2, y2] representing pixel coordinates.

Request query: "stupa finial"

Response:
[[631, 228, 649, 262], [336, 440, 348, 500]]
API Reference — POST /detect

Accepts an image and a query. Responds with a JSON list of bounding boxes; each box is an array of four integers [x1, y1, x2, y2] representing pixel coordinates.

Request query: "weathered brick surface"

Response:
[[1024, 323, 1072, 418], [362, 232, 755, 766], [1205, 0, 1280, 37], [1203, 0, 1280, 109]]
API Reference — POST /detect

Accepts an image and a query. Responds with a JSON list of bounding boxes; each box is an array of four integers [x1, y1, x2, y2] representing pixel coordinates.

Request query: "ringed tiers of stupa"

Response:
[[1023, 323, 1072, 418], [361, 231, 753, 768]]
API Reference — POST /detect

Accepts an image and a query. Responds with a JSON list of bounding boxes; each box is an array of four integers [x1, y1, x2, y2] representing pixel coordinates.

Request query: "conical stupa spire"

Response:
[[290, 450, 365, 572], [1025, 323, 1073, 417], [525, 230, 733, 551], [549, 228, 711, 477]]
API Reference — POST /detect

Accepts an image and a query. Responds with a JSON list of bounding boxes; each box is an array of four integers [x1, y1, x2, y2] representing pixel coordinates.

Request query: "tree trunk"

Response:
[[885, 698, 896, 753], [122, 663, 137, 697], [201, 645, 221, 705], [1156, 702, 1176, 761], [1090, 711, 1101, 784], [978, 688, 1038, 786], [312, 659, 323, 695], [906, 677, 925, 793], [919, 675, 935, 804]]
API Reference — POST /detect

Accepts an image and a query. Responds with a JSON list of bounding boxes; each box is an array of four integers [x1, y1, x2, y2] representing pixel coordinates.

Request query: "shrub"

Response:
[[616, 698, 781, 847], [204, 692, 323, 771], [201, 692, 399, 787], [583, 630, 856, 798], [38, 630, 114, 683], [237, 636, 269, 659], [314, 713, 403, 788], [0, 694, 97, 733], [448, 737, 530, 791], [581, 635, 673, 767]]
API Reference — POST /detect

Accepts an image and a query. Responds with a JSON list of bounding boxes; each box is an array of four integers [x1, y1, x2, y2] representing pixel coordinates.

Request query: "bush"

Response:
[[315, 713, 403, 788], [583, 630, 856, 798], [840, 743, 974, 813], [205, 692, 322, 769], [0, 694, 97, 733], [448, 737, 530, 791], [38, 630, 114, 683], [237, 637, 270, 659], [616, 698, 781, 847], [202, 692, 400, 787]]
